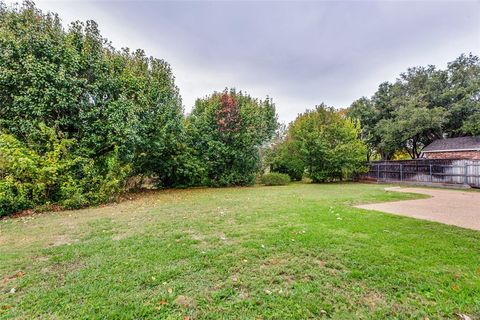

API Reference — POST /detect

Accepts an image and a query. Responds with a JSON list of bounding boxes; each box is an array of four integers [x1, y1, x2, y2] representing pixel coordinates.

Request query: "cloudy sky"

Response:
[[8, 0, 480, 122]]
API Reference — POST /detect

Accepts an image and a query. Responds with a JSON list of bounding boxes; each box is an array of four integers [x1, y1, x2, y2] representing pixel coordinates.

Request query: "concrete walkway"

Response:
[[355, 187, 480, 231]]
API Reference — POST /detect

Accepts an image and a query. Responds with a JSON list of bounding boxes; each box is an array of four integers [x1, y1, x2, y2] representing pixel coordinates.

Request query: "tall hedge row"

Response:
[[0, 2, 279, 216]]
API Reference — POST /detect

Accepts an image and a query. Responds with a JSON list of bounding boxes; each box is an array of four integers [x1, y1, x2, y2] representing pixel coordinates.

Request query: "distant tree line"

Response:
[[348, 54, 480, 160]]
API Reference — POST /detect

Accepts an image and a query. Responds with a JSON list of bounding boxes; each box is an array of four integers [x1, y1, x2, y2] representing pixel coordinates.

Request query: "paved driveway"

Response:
[[356, 187, 480, 231]]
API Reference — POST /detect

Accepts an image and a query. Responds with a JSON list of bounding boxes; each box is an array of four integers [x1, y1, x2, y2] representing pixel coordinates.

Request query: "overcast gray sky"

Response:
[[8, 0, 480, 122]]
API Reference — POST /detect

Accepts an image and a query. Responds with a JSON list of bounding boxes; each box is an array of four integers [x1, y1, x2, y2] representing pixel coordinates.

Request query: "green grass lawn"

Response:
[[1, 183, 479, 319]]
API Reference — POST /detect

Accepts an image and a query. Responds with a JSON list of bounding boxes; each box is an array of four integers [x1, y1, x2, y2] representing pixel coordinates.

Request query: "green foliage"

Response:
[[287, 105, 367, 183], [186, 89, 277, 187], [0, 2, 183, 215], [462, 112, 480, 135], [265, 105, 367, 184], [0, 3, 280, 214], [265, 141, 305, 181], [348, 53, 480, 159], [0, 127, 131, 216], [260, 172, 291, 186]]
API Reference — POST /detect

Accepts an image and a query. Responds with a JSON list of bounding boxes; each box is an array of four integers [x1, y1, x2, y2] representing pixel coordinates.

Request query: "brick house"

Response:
[[421, 136, 480, 160]]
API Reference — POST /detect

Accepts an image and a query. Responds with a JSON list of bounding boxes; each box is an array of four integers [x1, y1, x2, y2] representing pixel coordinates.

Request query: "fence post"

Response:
[[400, 164, 403, 181], [464, 163, 469, 185], [377, 164, 380, 181], [429, 164, 432, 182]]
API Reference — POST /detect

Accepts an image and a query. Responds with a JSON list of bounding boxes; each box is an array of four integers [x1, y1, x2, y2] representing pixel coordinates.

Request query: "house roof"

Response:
[[422, 136, 480, 153]]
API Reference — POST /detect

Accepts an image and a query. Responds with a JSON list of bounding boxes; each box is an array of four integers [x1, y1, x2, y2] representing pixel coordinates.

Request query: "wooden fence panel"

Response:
[[360, 159, 480, 188]]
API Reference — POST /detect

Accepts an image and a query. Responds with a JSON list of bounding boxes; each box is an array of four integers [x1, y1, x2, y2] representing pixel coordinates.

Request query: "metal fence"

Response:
[[360, 159, 480, 188]]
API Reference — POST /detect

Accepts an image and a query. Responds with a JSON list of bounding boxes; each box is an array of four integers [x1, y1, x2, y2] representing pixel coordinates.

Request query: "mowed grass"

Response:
[[0, 183, 479, 319]]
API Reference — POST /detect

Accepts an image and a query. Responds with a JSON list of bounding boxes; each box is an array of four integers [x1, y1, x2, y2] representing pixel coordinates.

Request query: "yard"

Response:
[[0, 183, 479, 319]]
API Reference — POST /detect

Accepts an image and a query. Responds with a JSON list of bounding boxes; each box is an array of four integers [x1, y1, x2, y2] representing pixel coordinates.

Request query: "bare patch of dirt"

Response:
[[49, 235, 79, 247], [174, 295, 196, 308], [362, 291, 386, 312]]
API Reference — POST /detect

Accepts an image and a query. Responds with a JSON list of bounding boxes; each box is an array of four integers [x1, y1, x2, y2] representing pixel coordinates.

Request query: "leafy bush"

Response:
[[0, 128, 131, 216], [266, 141, 305, 181], [261, 172, 291, 186], [0, 177, 32, 217]]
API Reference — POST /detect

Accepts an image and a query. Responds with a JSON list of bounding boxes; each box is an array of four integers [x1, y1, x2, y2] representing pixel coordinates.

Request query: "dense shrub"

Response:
[[261, 173, 291, 186], [0, 127, 131, 216], [0, 2, 184, 215], [266, 141, 304, 181], [187, 89, 277, 187]]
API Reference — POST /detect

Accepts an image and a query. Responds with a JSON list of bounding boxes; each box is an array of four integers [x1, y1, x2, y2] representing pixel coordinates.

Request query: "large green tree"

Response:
[[443, 54, 480, 136], [186, 89, 277, 187], [0, 2, 185, 214], [273, 105, 367, 183], [348, 53, 480, 160]]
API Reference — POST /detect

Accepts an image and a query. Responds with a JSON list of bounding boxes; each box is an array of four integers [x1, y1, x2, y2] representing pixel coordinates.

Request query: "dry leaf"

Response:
[[455, 313, 472, 320], [167, 288, 173, 294]]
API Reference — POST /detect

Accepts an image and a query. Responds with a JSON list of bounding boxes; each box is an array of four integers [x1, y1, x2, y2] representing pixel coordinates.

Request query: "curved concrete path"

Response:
[[355, 187, 480, 231]]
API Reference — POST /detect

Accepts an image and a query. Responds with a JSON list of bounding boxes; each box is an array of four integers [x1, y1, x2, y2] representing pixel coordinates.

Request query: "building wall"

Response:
[[424, 151, 480, 160]]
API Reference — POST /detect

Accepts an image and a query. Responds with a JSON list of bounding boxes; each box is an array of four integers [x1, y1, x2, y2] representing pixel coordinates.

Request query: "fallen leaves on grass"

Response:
[[1, 271, 25, 285], [155, 300, 169, 310]]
